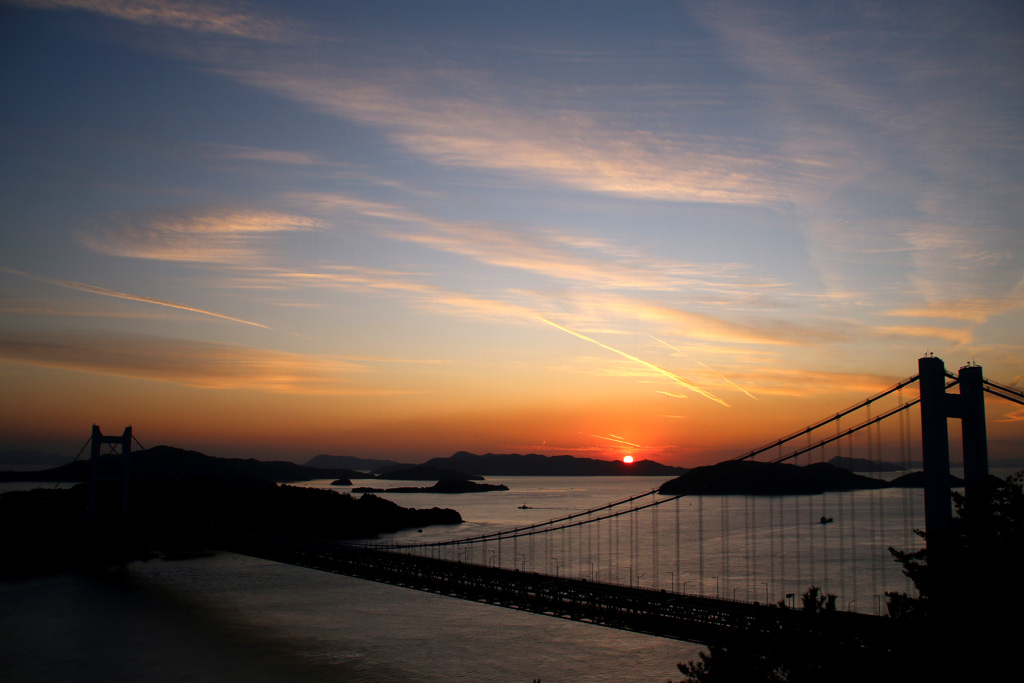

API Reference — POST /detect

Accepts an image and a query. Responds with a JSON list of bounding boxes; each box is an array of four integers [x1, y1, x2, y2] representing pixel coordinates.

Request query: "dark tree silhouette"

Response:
[[673, 586, 882, 683], [674, 472, 1024, 682], [883, 471, 1024, 680], [889, 471, 1024, 604]]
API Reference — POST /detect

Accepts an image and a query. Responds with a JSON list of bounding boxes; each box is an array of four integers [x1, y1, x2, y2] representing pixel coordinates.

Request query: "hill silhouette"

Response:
[[0, 446, 461, 578], [0, 449, 71, 471], [0, 445, 369, 484], [658, 460, 889, 496], [827, 455, 906, 472]]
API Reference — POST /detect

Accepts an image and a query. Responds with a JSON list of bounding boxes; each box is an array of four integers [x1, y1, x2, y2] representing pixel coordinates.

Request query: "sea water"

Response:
[[307, 475, 928, 612], [4, 471, 1011, 682], [0, 553, 700, 682]]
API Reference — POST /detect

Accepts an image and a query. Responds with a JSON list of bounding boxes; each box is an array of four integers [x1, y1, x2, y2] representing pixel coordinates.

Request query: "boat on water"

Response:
[[819, 516, 834, 525]]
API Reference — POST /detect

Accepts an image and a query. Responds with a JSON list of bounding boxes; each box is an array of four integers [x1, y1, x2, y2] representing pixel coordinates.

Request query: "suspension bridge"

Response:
[[86, 356, 1024, 647]]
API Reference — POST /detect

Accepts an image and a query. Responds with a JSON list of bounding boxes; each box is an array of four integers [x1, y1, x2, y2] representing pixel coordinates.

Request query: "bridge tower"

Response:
[[87, 425, 133, 547], [917, 356, 990, 555], [956, 363, 989, 516]]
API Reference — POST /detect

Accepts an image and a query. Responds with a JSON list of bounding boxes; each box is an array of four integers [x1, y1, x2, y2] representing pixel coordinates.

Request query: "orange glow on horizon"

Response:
[[623, 455, 634, 464]]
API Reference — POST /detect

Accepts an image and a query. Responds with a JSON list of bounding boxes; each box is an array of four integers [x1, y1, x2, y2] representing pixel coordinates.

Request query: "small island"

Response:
[[352, 479, 509, 494], [658, 460, 890, 496]]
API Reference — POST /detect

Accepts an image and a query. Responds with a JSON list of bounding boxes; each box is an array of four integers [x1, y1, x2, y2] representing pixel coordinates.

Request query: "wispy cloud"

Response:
[[586, 294, 843, 347], [283, 193, 428, 224], [287, 191, 788, 299], [383, 221, 699, 292], [0, 295, 162, 319], [79, 207, 323, 264], [0, 332, 395, 394], [901, 227, 1021, 305], [875, 325, 974, 347], [222, 259, 819, 395], [720, 367, 903, 400], [204, 144, 334, 166], [14, 0, 292, 41], [994, 407, 1024, 424], [690, 0, 1024, 311], [226, 261, 801, 356], [215, 61, 807, 206], [886, 297, 1024, 326], [247, 265, 538, 323]]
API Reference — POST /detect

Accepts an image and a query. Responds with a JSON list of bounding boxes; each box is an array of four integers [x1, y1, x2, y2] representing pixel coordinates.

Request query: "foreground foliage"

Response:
[[674, 472, 1024, 682]]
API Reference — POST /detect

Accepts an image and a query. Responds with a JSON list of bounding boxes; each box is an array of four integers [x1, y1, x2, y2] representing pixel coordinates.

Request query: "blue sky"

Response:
[[1, 0, 1022, 463]]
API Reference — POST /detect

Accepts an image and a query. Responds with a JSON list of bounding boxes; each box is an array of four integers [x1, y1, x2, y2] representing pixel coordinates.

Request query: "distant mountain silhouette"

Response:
[[0, 445, 368, 484], [658, 460, 890, 496], [423, 452, 687, 476], [304, 454, 401, 472], [827, 455, 907, 472]]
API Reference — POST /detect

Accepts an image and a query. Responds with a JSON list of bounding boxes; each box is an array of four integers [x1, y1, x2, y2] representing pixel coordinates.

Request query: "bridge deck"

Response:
[[232, 540, 893, 649]]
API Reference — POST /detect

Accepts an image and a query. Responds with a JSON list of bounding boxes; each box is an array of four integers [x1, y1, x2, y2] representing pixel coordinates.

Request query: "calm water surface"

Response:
[[309, 475, 928, 611], [0, 552, 698, 682], [6, 469, 1014, 681], [1, 476, 705, 682]]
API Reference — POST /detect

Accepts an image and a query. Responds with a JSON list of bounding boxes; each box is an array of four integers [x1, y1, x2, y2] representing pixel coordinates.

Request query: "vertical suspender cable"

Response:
[[652, 501, 659, 590], [610, 511, 618, 581], [745, 489, 752, 602], [868, 403, 879, 610], [721, 493, 729, 599], [839, 429, 852, 604], [772, 444, 779, 602], [675, 495, 681, 593], [899, 388, 912, 594], [698, 494, 704, 595], [632, 500, 639, 586]]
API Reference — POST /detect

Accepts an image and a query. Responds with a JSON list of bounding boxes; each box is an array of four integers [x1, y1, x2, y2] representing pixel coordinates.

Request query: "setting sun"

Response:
[[622, 455, 634, 464]]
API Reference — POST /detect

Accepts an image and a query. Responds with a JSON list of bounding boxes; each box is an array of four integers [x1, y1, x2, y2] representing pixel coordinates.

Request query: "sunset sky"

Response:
[[2, 1, 1022, 465]]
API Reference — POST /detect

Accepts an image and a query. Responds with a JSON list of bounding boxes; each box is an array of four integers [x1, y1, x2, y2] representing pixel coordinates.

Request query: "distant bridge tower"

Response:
[[87, 425, 132, 546], [917, 356, 990, 555]]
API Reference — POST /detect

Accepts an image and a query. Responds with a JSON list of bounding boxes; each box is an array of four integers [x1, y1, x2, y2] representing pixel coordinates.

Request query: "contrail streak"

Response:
[[1, 266, 275, 331], [656, 391, 688, 399], [582, 432, 642, 448], [652, 335, 757, 400], [537, 316, 729, 407]]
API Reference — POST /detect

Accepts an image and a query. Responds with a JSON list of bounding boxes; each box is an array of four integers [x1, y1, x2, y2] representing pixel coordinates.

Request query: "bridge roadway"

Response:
[[228, 539, 894, 649]]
